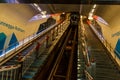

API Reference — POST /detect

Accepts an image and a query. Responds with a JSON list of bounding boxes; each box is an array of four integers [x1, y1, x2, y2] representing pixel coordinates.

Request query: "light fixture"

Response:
[[37, 8, 41, 12], [41, 11, 47, 15], [41, 15, 46, 18], [93, 4, 97, 9], [33, 3, 38, 7], [62, 12, 65, 14], [91, 9, 95, 13], [80, 16, 82, 18], [33, 3, 42, 12]]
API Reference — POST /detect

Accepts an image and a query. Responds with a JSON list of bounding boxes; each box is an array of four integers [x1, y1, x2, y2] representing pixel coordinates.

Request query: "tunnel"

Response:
[[0, 2, 120, 80]]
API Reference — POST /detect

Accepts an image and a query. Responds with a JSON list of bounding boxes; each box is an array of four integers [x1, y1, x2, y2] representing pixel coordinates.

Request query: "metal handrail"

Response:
[[87, 20, 120, 70], [80, 18, 90, 66], [84, 70, 94, 80], [0, 20, 66, 63], [0, 64, 21, 72]]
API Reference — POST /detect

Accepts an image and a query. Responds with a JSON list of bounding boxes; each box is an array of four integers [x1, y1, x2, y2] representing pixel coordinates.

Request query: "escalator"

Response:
[[84, 23, 120, 80]]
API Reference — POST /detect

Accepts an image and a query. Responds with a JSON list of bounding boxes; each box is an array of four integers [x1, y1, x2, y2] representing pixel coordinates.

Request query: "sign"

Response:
[[0, 21, 25, 32]]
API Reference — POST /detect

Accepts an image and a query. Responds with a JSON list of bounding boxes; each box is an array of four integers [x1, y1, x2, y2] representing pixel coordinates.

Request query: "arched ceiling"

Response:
[[0, 3, 120, 27], [1, 0, 120, 4], [39, 4, 81, 14], [95, 5, 120, 27]]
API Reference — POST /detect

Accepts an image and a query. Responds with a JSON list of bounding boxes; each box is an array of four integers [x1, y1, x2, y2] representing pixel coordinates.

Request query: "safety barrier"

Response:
[[0, 65, 21, 80]]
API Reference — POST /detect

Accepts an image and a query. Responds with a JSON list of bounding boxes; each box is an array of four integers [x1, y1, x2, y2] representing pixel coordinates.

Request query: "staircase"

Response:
[[85, 24, 120, 80]]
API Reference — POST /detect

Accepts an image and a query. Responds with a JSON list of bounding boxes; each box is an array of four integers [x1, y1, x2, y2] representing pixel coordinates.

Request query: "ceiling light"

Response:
[[62, 12, 65, 14], [33, 3, 38, 7], [37, 7, 41, 11], [80, 16, 82, 18], [93, 4, 97, 9], [41, 11, 47, 15], [88, 12, 93, 20], [91, 9, 95, 13], [33, 3, 42, 12], [42, 15, 46, 18]]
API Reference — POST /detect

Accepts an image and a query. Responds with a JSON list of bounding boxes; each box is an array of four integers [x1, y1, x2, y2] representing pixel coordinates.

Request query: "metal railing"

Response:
[[0, 65, 21, 80], [0, 20, 63, 62], [87, 20, 120, 68], [80, 19, 90, 66], [20, 47, 36, 76], [80, 19, 94, 80], [84, 70, 94, 80], [0, 19, 70, 80]]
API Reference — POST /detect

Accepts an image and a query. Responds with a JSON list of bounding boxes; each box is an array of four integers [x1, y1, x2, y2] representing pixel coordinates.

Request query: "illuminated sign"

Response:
[[0, 21, 25, 32]]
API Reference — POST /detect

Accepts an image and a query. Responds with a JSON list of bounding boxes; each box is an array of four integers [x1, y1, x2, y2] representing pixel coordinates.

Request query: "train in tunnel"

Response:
[[70, 12, 80, 25]]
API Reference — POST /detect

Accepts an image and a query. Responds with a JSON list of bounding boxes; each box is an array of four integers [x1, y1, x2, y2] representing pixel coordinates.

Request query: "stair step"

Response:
[[96, 75, 120, 80], [23, 72, 35, 79], [96, 71, 120, 76], [96, 65, 116, 69], [96, 68, 118, 73]]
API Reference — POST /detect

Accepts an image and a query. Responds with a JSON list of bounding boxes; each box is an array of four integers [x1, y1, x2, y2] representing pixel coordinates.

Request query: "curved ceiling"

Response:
[[1, 0, 120, 4], [0, 3, 119, 27], [95, 5, 120, 27]]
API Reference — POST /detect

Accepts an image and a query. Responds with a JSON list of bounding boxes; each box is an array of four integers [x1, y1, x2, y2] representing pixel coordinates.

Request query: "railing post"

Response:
[[17, 54, 23, 80], [56, 26, 58, 36], [52, 29, 55, 41], [35, 42, 41, 58], [45, 35, 49, 48]]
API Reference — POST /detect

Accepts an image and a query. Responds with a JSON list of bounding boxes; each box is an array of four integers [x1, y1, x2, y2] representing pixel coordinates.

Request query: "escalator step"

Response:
[[23, 72, 35, 79]]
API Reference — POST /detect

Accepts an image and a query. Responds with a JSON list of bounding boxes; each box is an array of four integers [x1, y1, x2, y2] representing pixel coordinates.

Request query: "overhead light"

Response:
[[37, 7, 41, 12], [93, 4, 97, 9], [33, 3, 38, 7], [91, 9, 95, 13], [42, 15, 46, 18], [62, 12, 65, 14], [29, 14, 50, 21], [33, 3, 42, 12], [89, 12, 93, 16], [80, 16, 82, 18], [88, 12, 93, 20], [41, 11, 47, 15]]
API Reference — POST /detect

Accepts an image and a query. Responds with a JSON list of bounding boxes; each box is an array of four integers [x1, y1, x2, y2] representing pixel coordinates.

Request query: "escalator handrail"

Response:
[[0, 64, 21, 72], [80, 18, 90, 66], [84, 70, 94, 80]]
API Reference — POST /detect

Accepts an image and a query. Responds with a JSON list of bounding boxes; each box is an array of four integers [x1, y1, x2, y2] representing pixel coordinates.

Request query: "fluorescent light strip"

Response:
[[93, 4, 97, 9]]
